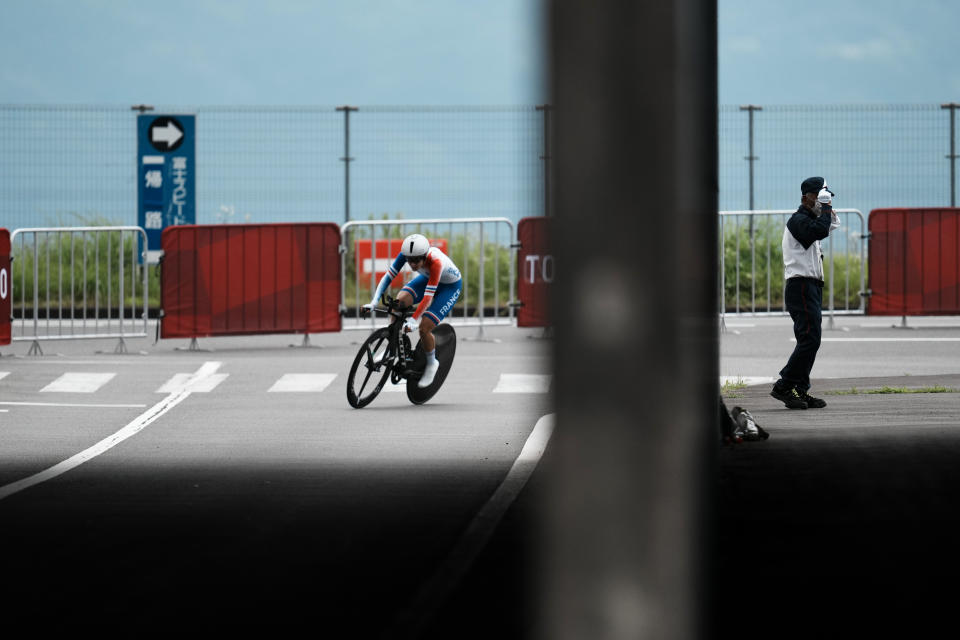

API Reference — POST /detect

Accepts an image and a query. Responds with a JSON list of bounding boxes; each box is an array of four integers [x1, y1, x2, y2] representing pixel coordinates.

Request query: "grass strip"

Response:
[[826, 385, 955, 396], [721, 378, 748, 397]]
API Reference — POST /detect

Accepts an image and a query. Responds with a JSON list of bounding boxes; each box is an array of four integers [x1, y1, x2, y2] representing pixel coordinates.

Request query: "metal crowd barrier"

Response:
[[10, 226, 149, 354], [340, 217, 516, 338], [719, 209, 866, 327]]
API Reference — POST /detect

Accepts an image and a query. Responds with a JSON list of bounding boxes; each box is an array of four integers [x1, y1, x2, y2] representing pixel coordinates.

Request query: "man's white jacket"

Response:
[[782, 205, 841, 283]]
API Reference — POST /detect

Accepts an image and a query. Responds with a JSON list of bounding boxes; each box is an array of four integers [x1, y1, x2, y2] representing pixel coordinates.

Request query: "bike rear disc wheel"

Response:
[[406, 324, 457, 405], [346, 328, 393, 408]]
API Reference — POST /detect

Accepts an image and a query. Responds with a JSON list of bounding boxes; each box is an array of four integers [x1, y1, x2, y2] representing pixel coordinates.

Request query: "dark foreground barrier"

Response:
[[161, 223, 341, 339], [0, 228, 9, 345], [516, 216, 552, 327], [867, 208, 960, 315]]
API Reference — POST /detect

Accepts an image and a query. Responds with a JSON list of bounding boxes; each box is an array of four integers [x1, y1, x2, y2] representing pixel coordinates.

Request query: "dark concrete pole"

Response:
[[943, 103, 959, 207], [540, 1, 718, 639], [336, 105, 358, 224]]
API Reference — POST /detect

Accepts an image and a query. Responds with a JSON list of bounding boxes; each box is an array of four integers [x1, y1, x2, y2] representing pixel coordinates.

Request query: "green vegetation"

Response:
[[343, 214, 514, 315], [721, 377, 747, 397], [9, 213, 514, 319], [722, 218, 863, 312], [10, 217, 158, 317], [826, 385, 955, 395]]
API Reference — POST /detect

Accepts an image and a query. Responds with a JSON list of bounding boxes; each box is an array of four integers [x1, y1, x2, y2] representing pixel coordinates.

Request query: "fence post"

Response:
[[828, 230, 836, 330], [943, 103, 959, 207], [337, 106, 358, 224], [536, 104, 552, 218], [741, 105, 762, 312], [30, 233, 41, 355]]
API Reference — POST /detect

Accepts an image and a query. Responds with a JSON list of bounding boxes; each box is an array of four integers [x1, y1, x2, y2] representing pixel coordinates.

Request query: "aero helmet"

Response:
[[401, 233, 430, 259]]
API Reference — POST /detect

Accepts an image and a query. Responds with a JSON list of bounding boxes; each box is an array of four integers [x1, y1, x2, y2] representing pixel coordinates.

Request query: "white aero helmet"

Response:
[[401, 233, 430, 259]]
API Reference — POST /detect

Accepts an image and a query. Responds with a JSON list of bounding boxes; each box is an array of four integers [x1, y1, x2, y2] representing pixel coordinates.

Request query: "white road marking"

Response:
[[0, 401, 146, 408], [791, 337, 960, 342], [156, 372, 229, 393], [381, 379, 408, 392], [268, 373, 337, 392], [859, 323, 960, 328], [721, 376, 776, 386], [493, 373, 552, 393], [40, 372, 116, 393], [389, 412, 555, 638], [0, 372, 8, 381], [12, 360, 165, 365], [0, 361, 222, 502]]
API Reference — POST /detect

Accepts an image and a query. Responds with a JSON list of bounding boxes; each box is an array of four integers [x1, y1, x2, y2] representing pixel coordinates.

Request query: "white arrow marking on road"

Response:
[[156, 372, 229, 393], [151, 121, 183, 148], [0, 361, 222, 502]]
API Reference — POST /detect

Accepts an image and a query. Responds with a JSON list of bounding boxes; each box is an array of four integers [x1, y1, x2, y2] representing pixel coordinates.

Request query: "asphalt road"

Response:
[[0, 323, 552, 636], [4, 313, 959, 637], [718, 315, 960, 638]]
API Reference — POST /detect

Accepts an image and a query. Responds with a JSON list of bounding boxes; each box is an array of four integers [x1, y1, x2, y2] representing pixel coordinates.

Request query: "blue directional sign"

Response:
[[137, 114, 195, 263]]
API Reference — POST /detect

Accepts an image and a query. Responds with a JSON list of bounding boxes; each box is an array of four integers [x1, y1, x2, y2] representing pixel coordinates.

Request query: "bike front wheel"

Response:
[[346, 327, 393, 408]]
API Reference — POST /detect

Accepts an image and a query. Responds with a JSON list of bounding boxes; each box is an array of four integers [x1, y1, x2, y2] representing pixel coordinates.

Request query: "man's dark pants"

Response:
[[778, 276, 823, 393]]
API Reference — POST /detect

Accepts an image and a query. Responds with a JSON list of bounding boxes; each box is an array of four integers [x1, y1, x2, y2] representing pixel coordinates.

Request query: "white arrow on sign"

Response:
[[151, 121, 183, 148]]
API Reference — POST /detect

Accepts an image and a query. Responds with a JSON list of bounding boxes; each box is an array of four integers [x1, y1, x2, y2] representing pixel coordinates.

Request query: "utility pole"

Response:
[[536, 104, 552, 217], [740, 104, 762, 211], [943, 103, 959, 207], [336, 106, 358, 224]]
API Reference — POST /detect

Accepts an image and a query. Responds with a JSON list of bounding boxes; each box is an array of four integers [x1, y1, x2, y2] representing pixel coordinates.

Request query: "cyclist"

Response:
[[362, 233, 463, 388]]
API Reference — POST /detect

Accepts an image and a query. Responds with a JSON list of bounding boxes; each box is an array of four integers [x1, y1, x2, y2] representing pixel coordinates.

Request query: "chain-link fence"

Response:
[[0, 105, 548, 231], [720, 104, 959, 215], [1, 103, 957, 233]]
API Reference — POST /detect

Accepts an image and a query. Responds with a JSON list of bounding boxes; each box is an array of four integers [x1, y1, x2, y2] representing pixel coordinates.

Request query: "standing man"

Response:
[[770, 177, 841, 409]]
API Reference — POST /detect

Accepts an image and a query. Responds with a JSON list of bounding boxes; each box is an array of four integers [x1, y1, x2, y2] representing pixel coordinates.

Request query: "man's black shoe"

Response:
[[799, 390, 826, 408], [770, 384, 808, 409]]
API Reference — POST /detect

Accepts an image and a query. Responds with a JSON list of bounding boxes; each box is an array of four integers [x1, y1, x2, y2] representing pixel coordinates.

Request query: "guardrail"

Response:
[[340, 217, 516, 337], [0, 228, 10, 346], [720, 209, 866, 326], [9, 226, 149, 354], [866, 208, 960, 320], [516, 216, 551, 328], [160, 223, 342, 347]]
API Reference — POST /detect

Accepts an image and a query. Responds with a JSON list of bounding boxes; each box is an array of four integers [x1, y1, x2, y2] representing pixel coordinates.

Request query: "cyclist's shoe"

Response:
[[798, 390, 827, 409], [770, 384, 808, 409], [418, 358, 440, 388]]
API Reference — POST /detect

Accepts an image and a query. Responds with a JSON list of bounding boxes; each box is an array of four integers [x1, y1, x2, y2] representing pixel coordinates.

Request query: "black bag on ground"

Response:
[[730, 406, 769, 441]]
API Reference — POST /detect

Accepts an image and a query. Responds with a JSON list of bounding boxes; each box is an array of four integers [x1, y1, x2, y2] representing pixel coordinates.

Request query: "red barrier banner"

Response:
[[355, 238, 448, 289], [516, 217, 552, 327], [161, 223, 342, 339], [0, 228, 10, 346], [867, 208, 960, 315]]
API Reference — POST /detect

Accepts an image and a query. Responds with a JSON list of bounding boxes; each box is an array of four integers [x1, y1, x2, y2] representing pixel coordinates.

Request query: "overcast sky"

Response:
[[1, 0, 958, 106], [720, 0, 960, 104], [0, 0, 544, 105]]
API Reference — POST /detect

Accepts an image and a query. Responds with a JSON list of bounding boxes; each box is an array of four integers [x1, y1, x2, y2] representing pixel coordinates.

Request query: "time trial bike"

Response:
[[346, 294, 457, 409]]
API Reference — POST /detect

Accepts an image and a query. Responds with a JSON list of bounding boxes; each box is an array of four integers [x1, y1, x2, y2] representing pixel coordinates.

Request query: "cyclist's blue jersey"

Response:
[[387, 247, 461, 320]]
